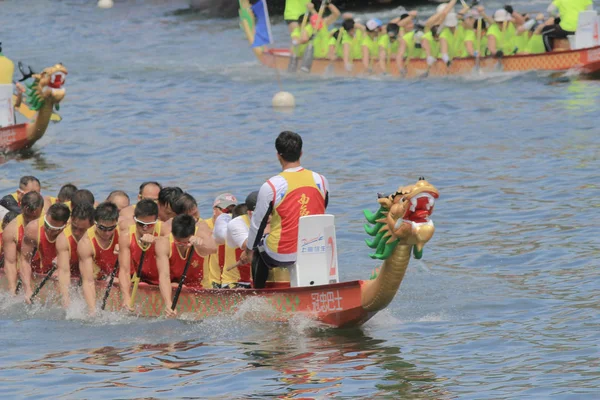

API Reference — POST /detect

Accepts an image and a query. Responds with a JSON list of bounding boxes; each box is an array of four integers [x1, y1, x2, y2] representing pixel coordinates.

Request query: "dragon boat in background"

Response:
[[238, 1, 600, 78], [0, 53, 66, 152], [0, 179, 439, 329]]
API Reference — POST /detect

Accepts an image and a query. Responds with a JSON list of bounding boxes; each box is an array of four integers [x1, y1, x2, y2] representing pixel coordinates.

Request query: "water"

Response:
[[1, 0, 600, 398]]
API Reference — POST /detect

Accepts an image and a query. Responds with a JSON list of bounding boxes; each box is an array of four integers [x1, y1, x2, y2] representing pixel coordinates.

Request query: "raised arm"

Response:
[[323, 2, 341, 27]]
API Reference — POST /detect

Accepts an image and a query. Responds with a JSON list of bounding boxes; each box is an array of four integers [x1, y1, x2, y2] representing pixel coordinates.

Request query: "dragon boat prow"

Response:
[[0, 60, 67, 152], [0, 179, 438, 328]]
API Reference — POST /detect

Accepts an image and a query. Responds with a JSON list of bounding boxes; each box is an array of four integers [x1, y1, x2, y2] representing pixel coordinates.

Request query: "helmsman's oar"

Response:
[[100, 259, 119, 311], [287, 12, 309, 72], [29, 263, 58, 303], [128, 249, 147, 309], [171, 247, 195, 312], [300, 0, 328, 73]]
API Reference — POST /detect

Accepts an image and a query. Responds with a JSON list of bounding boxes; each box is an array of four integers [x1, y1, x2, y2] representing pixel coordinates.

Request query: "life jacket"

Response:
[[205, 217, 226, 287]]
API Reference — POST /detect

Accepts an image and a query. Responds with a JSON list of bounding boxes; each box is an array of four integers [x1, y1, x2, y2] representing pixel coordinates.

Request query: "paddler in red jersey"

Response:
[[78, 202, 120, 315], [118, 181, 162, 222], [246, 131, 330, 289], [56, 203, 95, 308], [43, 183, 77, 212], [117, 199, 163, 311], [156, 214, 217, 317], [19, 203, 71, 303], [2, 191, 44, 295]]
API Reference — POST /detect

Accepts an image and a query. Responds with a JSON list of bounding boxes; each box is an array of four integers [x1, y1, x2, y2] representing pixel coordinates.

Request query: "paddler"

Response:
[[460, 10, 488, 57], [306, 0, 341, 60], [206, 193, 238, 288], [70, 189, 96, 209], [118, 181, 162, 221], [284, 0, 312, 34], [19, 203, 71, 303], [155, 214, 217, 316], [1, 191, 44, 295], [487, 8, 519, 57], [362, 18, 384, 73], [106, 190, 130, 212], [246, 131, 329, 289], [215, 191, 258, 289], [43, 183, 78, 212], [375, 23, 401, 74], [522, 16, 551, 55], [117, 199, 162, 311], [0, 176, 41, 214], [78, 201, 120, 315], [542, 0, 592, 51], [56, 203, 95, 308]]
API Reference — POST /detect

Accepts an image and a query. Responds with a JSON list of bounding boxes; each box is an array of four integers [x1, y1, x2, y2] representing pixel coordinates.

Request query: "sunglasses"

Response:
[[173, 238, 191, 246], [44, 215, 66, 231], [134, 217, 158, 228], [96, 222, 117, 232]]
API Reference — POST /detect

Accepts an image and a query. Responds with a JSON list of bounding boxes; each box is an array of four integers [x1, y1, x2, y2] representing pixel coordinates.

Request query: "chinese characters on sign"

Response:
[[311, 290, 343, 313]]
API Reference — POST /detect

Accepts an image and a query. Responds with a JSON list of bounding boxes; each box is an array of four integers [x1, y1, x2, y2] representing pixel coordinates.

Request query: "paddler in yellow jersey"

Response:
[[521, 16, 551, 55], [542, 0, 593, 52], [460, 11, 489, 57], [206, 193, 237, 288], [361, 18, 384, 73], [305, 0, 341, 60], [375, 23, 401, 74], [43, 183, 77, 212], [329, 17, 365, 73], [284, 0, 311, 34], [486, 8, 522, 57], [1, 192, 44, 295], [220, 192, 259, 289], [246, 131, 329, 289], [118, 181, 162, 222]]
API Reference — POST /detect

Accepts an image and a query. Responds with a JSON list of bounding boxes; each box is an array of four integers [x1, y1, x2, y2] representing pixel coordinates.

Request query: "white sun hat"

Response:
[[444, 12, 458, 27]]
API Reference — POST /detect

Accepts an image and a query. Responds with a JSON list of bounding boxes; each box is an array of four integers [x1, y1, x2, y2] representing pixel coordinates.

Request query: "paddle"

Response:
[[100, 259, 119, 311], [128, 249, 147, 309], [287, 13, 309, 73], [170, 246, 195, 312], [300, 0, 328, 73], [475, 17, 482, 72], [29, 264, 58, 304]]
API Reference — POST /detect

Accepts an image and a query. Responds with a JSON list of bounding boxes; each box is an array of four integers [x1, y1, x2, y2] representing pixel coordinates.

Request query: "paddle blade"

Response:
[[300, 44, 314, 73], [287, 53, 298, 72]]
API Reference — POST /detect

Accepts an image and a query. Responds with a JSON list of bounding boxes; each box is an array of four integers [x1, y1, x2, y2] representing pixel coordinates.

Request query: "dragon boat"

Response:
[[238, 1, 600, 78], [0, 179, 438, 328], [0, 56, 66, 152]]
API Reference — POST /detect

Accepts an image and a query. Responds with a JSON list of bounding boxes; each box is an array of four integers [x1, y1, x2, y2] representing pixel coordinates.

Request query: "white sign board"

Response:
[[0, 84, 14, 128], [290, 214, 339, 287], [574, 11, 600, 49]]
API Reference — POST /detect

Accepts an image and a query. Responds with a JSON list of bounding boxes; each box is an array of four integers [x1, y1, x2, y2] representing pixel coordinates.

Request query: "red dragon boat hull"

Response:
[[255, 45, 600, 78], [0, 123, 31, 152], [0, 272, 375, 328]]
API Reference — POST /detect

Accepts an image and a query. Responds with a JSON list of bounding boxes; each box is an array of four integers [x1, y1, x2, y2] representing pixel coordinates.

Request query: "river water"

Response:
[[1, 0, 599, 398]]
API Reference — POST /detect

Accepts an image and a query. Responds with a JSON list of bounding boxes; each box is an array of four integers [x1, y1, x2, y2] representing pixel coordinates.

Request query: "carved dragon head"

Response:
[[24, 63, 67, 111], [364, 177, 438, 260]]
